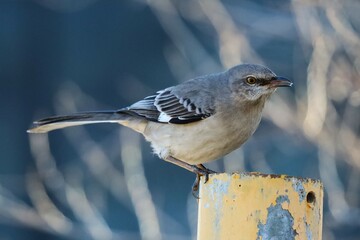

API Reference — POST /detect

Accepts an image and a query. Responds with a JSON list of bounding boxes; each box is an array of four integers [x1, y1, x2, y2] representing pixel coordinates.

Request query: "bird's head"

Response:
[[228, 64, 292, 101]]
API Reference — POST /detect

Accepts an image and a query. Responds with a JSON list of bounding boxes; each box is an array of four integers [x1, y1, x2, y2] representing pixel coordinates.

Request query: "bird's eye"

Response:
[[246, 76, 257, 85]]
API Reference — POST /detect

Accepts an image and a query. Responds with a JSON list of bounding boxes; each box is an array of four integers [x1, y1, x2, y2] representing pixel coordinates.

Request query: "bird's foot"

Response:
[[192, 164, 217, 199], [163, 156, 216, 198]]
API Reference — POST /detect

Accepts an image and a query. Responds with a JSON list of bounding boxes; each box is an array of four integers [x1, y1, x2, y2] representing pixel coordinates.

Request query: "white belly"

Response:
[[143, 112, 262, 164]]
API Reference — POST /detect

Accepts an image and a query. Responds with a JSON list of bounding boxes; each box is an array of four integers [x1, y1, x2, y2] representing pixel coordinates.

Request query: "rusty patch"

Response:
[[230, 172, 322, 184]]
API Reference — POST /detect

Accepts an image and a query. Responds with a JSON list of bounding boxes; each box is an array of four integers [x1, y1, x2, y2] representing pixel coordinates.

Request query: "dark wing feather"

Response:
[[119, 88, 215, 124]]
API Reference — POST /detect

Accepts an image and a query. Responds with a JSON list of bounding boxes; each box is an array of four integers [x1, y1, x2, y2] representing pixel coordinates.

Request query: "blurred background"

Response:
[[1, 0, 360, 239]]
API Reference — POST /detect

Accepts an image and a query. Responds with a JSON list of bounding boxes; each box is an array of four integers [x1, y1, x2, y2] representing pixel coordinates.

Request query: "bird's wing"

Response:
[[120, 83, 215, 124]]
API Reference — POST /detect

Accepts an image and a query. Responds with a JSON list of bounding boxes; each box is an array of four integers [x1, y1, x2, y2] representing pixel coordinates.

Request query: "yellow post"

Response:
[[197, 173, 323, 240]]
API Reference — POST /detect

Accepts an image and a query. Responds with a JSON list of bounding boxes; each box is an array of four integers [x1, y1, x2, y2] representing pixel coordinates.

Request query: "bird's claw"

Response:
[[191, 165, 217, 199], [192, 174, 201, 199]]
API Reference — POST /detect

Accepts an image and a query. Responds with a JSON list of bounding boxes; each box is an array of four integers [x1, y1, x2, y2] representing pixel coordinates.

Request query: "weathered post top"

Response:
[[197, 172, 323, 240]]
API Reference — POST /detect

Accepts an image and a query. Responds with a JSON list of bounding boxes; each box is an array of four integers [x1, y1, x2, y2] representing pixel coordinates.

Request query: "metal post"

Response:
[[197, 173, 323, 240]]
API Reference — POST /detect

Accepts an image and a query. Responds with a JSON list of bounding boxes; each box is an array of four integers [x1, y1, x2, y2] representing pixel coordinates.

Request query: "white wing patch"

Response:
[[158, 112, 172, 122]]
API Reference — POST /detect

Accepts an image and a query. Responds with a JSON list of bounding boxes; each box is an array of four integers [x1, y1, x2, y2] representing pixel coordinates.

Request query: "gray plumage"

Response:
[[28, 64, 292, 168]]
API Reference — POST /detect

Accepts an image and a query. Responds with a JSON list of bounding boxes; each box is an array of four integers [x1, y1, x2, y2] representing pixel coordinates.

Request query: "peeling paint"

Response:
[[208, 178, 230, 201], [292, 179, 306, 202], [257, 195, 296, 240], [305, 219, 313, 240], [208, 178, 230, 239]]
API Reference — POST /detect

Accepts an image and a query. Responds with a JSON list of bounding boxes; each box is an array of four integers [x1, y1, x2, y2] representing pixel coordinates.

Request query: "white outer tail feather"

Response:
[[27, 120, 121, 133]]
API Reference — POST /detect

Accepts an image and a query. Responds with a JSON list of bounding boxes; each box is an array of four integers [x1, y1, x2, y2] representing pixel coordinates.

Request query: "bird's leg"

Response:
[[164, 156, 216, 198], [164, 156, 216, 177]]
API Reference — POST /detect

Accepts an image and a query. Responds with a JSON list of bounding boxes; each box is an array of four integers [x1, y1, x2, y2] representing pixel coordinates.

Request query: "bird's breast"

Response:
[[143, 105, 263, 164]]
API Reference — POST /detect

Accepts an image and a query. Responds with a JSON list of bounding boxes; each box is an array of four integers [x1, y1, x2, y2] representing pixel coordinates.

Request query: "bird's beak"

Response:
[[269, 76, 293, 88]]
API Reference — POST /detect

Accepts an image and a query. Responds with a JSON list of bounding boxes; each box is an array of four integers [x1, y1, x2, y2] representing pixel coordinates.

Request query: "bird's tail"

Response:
[[27, 110, 143, 133]]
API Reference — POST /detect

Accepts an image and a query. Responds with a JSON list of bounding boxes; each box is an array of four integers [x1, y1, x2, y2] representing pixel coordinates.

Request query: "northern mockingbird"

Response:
[[28, 64, 292, 194]]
